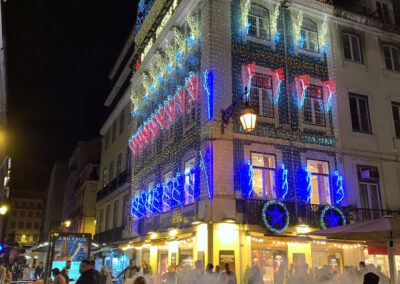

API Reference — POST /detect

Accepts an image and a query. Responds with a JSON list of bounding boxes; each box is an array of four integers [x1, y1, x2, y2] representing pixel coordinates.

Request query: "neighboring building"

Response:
[[94, 27, 135, 248], [114, 0, 400, 282], [43, 161, 68, 239], [62, 137, 100, 236], [6, 194, 43, 246]]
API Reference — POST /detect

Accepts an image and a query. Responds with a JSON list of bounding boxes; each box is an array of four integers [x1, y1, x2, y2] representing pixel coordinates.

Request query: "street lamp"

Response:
[[63, 220, 71, 228], [0, 204, 8, 215], [221, 88, 257, 133]]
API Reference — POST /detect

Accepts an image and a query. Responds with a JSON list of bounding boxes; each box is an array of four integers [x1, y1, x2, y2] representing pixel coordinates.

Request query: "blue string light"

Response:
[[305, 167, 312, 203], [248, 160, 253, 198], [281, 163, 288, 200], [333, 171, 344, 205], [199, 149, 212, 199], [203, 70, 213, 120], [184, 165, 195, 202], [262, 200, 290, 234], [320, 205, 346, 229]]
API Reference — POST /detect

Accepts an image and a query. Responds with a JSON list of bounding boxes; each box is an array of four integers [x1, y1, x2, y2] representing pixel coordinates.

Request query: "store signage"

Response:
[[219, 250, 235, 271], [129, 72, 198, 155]]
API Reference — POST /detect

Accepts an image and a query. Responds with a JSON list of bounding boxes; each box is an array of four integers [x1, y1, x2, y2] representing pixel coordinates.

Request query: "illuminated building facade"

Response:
[[121, 0, 400, 282]]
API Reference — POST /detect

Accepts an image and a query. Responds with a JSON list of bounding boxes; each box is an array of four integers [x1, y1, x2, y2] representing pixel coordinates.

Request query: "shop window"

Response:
[[251, 248, 287, 283], [299, 18, 319, 52], [250, 73, 274, 118], [307, 159, 331, 205], [251, 153, 277, 200], [303, 85, 325, 126], [384, 45, 400, 72], [162, 171, 173, 212], [392, 103, 400, 138], [343, 33, 362, 63], [248, 3, 270, 40], [349, 93, 372, 134], [357, 165, 382, 220], [184, 158, 195, 206], [113, 200, 119, 228]]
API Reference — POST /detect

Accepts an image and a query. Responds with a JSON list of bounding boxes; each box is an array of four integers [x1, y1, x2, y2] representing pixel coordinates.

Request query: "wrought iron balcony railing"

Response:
[[96, 170, 131, 201], [93, 225, 124, 244]]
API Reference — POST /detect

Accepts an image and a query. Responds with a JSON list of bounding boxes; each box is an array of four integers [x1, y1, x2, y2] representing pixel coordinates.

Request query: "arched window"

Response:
[[248, 3, 270, 40], [343, 33, 362, 63], [384, 45, 400, 72], [300, 18, 319, 52]]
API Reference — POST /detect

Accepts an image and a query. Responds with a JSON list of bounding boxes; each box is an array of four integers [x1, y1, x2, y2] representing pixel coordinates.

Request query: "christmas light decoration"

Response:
[[271, 4, 281, 42], [199, 149, 213, 199], [294, 10, 304, 48], [333, 171, 344, 205], [184, 164, 195, 201], [187, 15, 199, 41], [305, 167, 312, 203], [203, 69, 213, 120], [273, 68, 284, 104], [241, 0, 251, 33], [280, 164, 288, 200], [322, 80, 336, 111], [295, 74, 310, 108], [245, 62, 255, 100], [134, 0, 156, 36], [248, 160, 253, 198], [320, 206, 346, 229], [262, 200, 290, 234], [319, 16, 328, 53]]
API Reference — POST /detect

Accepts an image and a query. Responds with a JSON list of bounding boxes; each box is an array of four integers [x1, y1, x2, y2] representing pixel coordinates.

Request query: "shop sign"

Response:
[[219, 250, 235, 271]]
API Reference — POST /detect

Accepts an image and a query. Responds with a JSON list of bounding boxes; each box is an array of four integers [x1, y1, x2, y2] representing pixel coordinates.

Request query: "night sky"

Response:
[[4, 0, 138, 194]]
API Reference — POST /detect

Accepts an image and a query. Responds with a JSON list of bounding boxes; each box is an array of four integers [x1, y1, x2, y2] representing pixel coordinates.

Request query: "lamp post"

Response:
[[221, 88, 257, 133]]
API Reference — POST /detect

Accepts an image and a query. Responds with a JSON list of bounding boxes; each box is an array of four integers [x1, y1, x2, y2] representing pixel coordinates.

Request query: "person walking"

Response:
[[61, 260, 75, 284], [90, 260, 101, 284], [34, 262, 44, 280], [247, 266, 263, 284], [0, 260, 6, 284], [204, 264, 217, 284], [4, 266, 12, 284], [51, 268, 66, 284], [219, 263, 237, 284], [116, 258, 138, 283], [76, 259, 99, 284], [99, 265, 112, 284]]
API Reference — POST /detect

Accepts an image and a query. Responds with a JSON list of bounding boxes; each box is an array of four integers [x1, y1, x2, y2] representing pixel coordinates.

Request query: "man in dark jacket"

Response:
[[61, 260, 75, 284], [34, 262, 44, 280], [76, 259, 99, 284]]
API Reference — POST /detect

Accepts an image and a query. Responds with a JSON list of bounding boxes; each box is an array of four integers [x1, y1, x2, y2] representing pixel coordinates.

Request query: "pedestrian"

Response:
[[99, 265, 112, 284], [141, 260, 150, 275], [51, 268, 66, 284], [11, 262, 18, 281], [61, 260, 75, 284], [165, 265, 176, 284], [247, 265, 263, 284], [204, 263, 217, 284], [364, 272, 380, 284], [215, 265, 221, 274], [191, 260, 203, 284], [134, 276, 146, 284], [76, 259, 98, 284], [0, 259, 6, 284], [34, 261, 44, 280], [219, 263, 236, 284], [176, 264, 185, 284], [90, 260, 101, 283], [4, 266, 12, 284], [116, 258, 138, 283]]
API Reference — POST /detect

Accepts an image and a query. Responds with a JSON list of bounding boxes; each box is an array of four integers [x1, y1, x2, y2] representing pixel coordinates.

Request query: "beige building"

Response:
[[6, 196, 43, 246], [94, 30, 135, 245]]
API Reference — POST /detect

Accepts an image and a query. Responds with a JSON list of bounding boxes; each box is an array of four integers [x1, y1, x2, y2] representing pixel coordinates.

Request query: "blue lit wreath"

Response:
[[320, 205, 346, 229], [262, 200, 290, 234]]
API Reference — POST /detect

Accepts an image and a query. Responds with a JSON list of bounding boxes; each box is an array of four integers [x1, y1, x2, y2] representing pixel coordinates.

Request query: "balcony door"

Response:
[[357, 165, 382, 220]]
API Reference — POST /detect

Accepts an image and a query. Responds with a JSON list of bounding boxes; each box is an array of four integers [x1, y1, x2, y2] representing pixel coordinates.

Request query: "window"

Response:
[[99, 209, 104, 232], [300, 19, 319, 52], [109, 161, 114, 182], [113, 200, 119, 228], [349, 94, 372, 133], [28, 211, 33, 217], [26, 223, 32, 229], [184, 158, 195, 206], [384, 45, 400, 72], [247, 4, 270, 40], [162, 171, 173, 213], [34, 223, 39, 229], [392, 103, 400, 138], [343, 33, 362, 63], [126, 147, 132, 171], [10, 222, 15, 229], [307, 160, 331, 205], [35, 211, 41, 217], [250, 73, 274, 118], [117, 153, 122, 177], [105, 131, 110, 150], [112, 120, 117, 142], [18, 222, 24, 229], [20, 211, 25, 217], [119, 111, 125, 134], [303, 85, 325, 126], [122, 195, 129, 226], [128, 104, 133, 125], [103, 168, 108, 187], [376, 2, 391, 24], [105, 205, 111, 231], [358, 165, 381, 220], [251, 153, 277, 200]]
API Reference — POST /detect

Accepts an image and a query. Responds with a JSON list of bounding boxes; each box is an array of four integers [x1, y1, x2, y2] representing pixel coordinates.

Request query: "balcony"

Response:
[[96, 170, 131, 201], [237, 199, 400, 229], [93, 225, 124, 244]]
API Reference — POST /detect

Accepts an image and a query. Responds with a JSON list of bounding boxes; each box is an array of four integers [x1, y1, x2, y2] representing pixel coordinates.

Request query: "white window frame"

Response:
[[384, 45, 400, 72], [303, 84, 326, 127], [247, 3, 270, 41], [299, 19, 319, 53], [349, 93, 372, 134], [306, 159, 332, 205], [251, 152, 277, 200], [342, 33, 362, 63]]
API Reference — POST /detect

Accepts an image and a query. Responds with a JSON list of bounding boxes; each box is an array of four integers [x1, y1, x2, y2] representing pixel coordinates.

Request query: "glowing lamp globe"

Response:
[[240, 102, 257, 132], [0, 205, 8, 215]]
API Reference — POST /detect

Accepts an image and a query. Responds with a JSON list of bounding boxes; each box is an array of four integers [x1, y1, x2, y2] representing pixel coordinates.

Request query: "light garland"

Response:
[[305, 167, 312, 203], [262, 200, 290, 234], [248, 160, 253, 198], [241, 0, 251, 33], [245, 62, 255, 100], [280, 164, 288, 200], [203, 69, 213, 120], [319, 16, 328, 53], [294, 10, 304, 48], [333, 171, 344, 205], [323, 80, 336, 112], [271, 4, 281, 42], [320, 205, 346, 229], [199, 149, 213, 199], [295, 74, 310, 108], [273, 68, 284, 104]]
